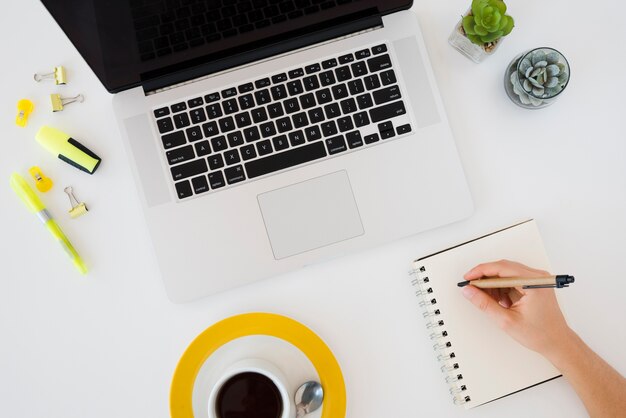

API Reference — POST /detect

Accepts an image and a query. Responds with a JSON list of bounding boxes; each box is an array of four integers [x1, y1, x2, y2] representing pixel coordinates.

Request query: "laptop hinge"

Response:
[[142, 9, 382, 95]]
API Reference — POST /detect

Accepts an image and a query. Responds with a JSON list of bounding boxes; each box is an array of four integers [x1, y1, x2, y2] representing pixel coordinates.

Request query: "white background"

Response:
[[1, 0, 625, 417]]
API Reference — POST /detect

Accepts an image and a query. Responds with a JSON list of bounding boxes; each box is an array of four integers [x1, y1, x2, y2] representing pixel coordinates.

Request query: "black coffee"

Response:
[[216, 372, 283, 418]]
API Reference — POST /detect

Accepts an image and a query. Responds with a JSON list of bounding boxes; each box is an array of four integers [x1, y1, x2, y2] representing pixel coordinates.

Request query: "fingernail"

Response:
[[461, 286, 476, 299]]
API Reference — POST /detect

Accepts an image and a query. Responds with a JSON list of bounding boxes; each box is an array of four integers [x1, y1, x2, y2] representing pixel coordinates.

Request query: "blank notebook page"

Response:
[[413, 220, 560, 408]]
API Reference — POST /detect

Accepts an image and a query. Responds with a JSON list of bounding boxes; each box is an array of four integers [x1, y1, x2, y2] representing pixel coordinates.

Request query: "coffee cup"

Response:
[[208, 359, 292, 418]]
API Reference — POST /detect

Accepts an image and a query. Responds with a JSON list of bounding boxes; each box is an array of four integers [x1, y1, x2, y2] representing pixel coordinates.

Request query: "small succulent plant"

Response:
[[511, 49, 569, 106], [462, 0, 514, 47]]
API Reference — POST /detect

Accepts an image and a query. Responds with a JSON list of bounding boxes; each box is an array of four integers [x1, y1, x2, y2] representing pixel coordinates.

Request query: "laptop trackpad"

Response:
[[258, 170, 364, 260]]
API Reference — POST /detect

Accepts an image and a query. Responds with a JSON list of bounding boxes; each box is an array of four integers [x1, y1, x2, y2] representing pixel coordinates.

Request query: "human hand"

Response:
[[461, 260, 574, 361]]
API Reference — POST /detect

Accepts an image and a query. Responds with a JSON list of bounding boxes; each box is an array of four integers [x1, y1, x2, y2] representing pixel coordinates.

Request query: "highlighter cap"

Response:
[[36, 126, 101, 174], [10, 172, 45, 213]]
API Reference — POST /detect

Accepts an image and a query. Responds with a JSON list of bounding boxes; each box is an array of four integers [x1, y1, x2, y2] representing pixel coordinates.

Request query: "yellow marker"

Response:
[[28, 166, 54, 192], [16, 99, 34, 127], [10, 173, 87, 274], [35, 126, 101, 174]]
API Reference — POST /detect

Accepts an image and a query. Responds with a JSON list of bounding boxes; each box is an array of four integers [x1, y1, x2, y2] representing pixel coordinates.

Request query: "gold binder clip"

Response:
[[64, 186, 88, 218], [28, 166, 53, 193], [34, 66, 67, 85], [50, 93, 84, 112], [16, 99, 35, 127]]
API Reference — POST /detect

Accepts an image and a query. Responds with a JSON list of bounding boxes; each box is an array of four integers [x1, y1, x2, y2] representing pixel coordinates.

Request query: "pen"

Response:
[[10, 173, 87, 274], [457, 275, 575, 289]]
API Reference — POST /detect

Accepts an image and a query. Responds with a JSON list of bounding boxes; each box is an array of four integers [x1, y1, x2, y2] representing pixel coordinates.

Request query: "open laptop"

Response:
[[42, 0, 472, 302]]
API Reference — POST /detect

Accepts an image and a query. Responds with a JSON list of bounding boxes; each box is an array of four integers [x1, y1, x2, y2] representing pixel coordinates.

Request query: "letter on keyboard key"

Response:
[[373, 85, 402, 105], [175, 180, 193, 199], [166, 145, 195, 165], [171, 159, 208, 181], [325, 135, 347, 155], [209, 171, 226, 189], [245, 141, 327, 179], [224, 165, 246, 184], [161, 131, 186, 149], [367, 54, 392, 72], [369, 100, 406, 123]]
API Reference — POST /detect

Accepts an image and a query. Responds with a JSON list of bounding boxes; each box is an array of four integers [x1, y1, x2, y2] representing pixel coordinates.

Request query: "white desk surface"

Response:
[[1, 1, 625, 417]]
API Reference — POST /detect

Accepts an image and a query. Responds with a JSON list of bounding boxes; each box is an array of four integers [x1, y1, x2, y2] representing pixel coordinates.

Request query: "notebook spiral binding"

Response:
[[410, 265, 471, 405]]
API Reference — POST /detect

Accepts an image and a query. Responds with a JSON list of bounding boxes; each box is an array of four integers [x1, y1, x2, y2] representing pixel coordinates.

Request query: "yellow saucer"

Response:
[[170, 313, 346, 418]]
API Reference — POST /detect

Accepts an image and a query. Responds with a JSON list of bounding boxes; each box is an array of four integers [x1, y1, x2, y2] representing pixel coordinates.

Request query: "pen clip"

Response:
[[523, 284, 560, 289]]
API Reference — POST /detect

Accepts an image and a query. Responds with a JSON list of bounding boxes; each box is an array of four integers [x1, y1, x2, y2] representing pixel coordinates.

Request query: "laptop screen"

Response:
[[41, 0, 412, 93]]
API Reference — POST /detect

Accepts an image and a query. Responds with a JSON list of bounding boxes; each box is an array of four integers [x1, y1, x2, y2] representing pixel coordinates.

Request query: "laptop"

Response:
[[41, 0, 473, 302]]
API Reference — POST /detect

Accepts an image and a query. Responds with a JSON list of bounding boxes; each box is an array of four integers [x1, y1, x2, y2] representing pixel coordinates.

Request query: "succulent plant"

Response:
[[462, 0, 514, 46], [511, 49, 569, 106]]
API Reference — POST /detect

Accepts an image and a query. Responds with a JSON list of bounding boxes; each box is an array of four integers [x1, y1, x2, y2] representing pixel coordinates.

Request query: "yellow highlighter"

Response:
[[36, 126, 101, 174], [10, 173, 87, 274]]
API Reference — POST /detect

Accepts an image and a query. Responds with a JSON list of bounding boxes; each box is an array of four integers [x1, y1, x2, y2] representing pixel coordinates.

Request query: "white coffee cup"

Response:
[[208, 358, 292, 418]]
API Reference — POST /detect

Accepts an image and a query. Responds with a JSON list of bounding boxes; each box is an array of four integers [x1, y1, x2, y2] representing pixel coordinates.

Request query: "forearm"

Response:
[[545, 329, 626, 418]]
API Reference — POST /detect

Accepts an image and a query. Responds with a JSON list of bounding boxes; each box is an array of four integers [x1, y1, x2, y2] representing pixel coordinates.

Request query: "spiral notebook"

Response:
[[410, 220, 561, 408]]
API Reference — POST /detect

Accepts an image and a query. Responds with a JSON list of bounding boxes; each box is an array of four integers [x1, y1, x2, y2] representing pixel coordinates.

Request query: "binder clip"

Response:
[[64, 186, 88, 218], [28, 166, 53, 192], [50, 93, 84, 112], [16, 99, 34, 127], [34, 66, 67, 85]]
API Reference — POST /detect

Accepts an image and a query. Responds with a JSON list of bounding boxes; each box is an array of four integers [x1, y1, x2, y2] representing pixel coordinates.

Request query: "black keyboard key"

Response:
[[225, 165, 246, 184], [272, 73, 288, 83], [211, 135, 228, 151], [202, 121, 219, 137], [192, 175, 210, 194], [194, 140, 211, 156], [346, 130, 363, 148], [245, 141, 327, 178], [322, 58, 337, 69], [218, 116, 236, 132], [223, 98, 239, 114], [367, 54, 392, 72], [364, 133, 379, 144], [372, 44, 388, 55], [348, 79, 365, 95], [235, 111, 252, 128], [161, 130, 186, 149], [186, 126, 203, 142], [340, 98, 357, 114], [272, 135, 289, 151], [338, 53, 354, 64], [188, 97, 204, 108], [315, 88, 332, 105], [292, 112, 308, 128], [397, 124, 412, 135], [305, 63, 321, 73], [206, 104, 223, 119], [337, 116, 354, 132], [190, 108, 207, 124], [305, 125, 322, 142], [351, 61, 368, 77], [171, 158, 208, 181], [222, 87, 237, 98], [300, 93, 316, 109], [364, 74, 381, 91], [208, 154, 225, 170], [378, 121, 395, 139], [241, 144, 257, 160], [256, 139, 273, 156], [271, 85, 287, 101], [335, 66, 352, 82], [331, 84, 348, 100], [254, 89, 272, 105], [238, 82, 254, 93], [255, 78, 271, 88], [154, 107, 170, 118], [244, 126, 261, 142], [224, 149, 241, 165], [267, 102, 284, 118], [325, 135, 347, 155], [208, 171, 226, 189], [324, 103, 341, 119], [356, 93, 374, 110], [289, 130, 306, 146], [171, 102, 187, 113], [380, 69, 397, 86], [303, 75, 320, 91], [369, 100, 406, 123], [173, 112, 191, 129], [227, 131, 245, 147], [353, 111, 370, 127], [284, 98, 300, 114], [166, 145, 195, 165], [205, 92, 220, 103], [251, 107, 268, 123], [355, 49, 371, 59], [238, 94, 255, 110], [308, 107, 325, 124], [373, 85, 401, 105], [288, 68, 304, 79], [321, 120, 338, 137], [276, 117, 293, 133], [260, 121, 277, 137], [286, 80, 304, 96], [175, 180, 193, 199], [319, 71, 336, 87]]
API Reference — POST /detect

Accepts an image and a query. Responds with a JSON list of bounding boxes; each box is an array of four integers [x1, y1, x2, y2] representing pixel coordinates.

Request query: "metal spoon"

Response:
[[294, 381, 324, 417]]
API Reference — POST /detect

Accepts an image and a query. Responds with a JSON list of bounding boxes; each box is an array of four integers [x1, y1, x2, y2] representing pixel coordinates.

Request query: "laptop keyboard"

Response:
[[153, 43, 413, 199]]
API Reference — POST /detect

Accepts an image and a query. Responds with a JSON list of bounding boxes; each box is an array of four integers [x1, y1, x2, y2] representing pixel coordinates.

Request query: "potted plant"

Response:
[[449, 0, 515, 63]]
